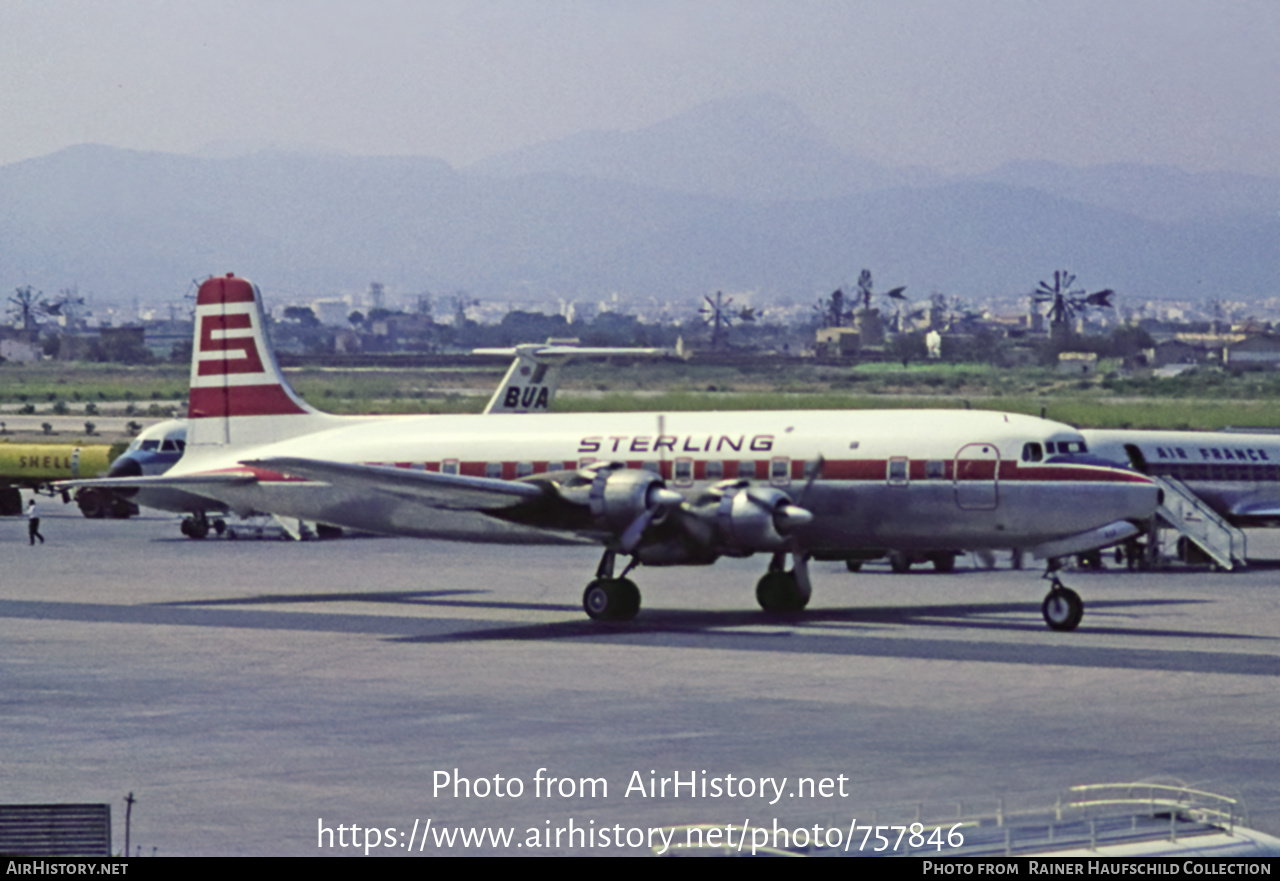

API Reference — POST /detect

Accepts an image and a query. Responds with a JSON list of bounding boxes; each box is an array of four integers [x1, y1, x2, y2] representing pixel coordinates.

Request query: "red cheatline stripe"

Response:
[[362, 459, 1151, 484], [188, 385, 308, 418]]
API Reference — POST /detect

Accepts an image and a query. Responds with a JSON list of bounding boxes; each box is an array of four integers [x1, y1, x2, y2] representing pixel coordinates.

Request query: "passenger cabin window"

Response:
[[770, 457, 791, 486], [926, 460, 945, 479], [887, 457, 909, 486], [1022, 442, 1043, 462], [673, 458, 694, 486], [705, 461, 724, 480], [485, 462, 503, 479], [516, 462, 534, 478], [642, 461, 660, 473], [442, 459, 459, 475], [738, 461, 757, 480]]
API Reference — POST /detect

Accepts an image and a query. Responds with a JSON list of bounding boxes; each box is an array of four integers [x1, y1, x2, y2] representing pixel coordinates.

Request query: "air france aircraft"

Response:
[[64, 275, 1159, 631], [1084, 429, 1280, 525]]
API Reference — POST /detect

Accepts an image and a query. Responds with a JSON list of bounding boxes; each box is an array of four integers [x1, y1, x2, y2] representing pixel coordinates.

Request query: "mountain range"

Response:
[[2, 94, 1277, 310]]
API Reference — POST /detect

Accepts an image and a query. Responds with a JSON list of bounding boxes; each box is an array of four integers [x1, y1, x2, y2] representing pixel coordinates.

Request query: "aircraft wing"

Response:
[[55, 472, 259, 491], [242, 457, 548, 511]]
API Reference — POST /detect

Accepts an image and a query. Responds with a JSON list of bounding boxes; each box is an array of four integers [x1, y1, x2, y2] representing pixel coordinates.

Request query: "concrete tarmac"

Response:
[[3, 508, 1279, 856]]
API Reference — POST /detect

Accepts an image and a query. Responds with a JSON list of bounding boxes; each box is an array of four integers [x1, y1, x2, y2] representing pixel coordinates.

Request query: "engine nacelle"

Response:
[[587, 467, 678, 532], [716, 486, 797, 552]]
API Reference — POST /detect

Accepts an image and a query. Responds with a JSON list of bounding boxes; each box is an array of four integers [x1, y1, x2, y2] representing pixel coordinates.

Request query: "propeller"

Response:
[[618, 484, 684, 553]]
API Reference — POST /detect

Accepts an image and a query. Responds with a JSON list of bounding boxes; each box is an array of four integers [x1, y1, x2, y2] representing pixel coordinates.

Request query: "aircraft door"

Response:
[[954, 443, 999, 510]]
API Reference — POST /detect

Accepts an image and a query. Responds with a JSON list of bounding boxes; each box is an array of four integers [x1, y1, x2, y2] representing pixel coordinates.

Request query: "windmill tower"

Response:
[[1032, 271, 1114, 344]]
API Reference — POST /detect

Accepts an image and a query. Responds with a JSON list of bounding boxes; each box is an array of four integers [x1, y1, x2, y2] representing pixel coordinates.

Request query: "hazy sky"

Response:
[[3, 0, 1278, 177]]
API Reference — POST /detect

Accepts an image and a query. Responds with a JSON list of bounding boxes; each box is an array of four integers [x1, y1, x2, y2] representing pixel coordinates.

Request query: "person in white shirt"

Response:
[[27, 498, 44, 545]]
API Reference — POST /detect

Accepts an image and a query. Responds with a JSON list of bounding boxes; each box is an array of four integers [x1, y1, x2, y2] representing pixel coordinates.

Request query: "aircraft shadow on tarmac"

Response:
[[154, 589, 1244, 637], [160, 590, 1236, 641], [398, 597, 1250, 644], [4, 591, 1277, 676], [381, 598, 1280, 679]]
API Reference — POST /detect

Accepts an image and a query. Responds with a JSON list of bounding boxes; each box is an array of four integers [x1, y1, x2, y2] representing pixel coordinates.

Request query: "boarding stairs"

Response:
[[1153, 476, 1248, 570]]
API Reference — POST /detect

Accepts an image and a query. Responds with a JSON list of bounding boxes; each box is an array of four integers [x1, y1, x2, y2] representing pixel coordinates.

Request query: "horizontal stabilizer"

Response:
[[474, 345, 669, 359], [242, 457, 547, 510], [477, 342, 670, 414]]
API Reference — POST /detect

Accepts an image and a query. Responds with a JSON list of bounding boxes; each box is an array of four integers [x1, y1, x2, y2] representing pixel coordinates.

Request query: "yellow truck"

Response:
[[0, 442, 124, 516]]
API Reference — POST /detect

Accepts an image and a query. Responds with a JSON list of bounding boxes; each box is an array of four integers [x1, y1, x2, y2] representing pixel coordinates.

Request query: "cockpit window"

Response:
[[1021, 442, 1043, 462], [160, 440, 178, 452], [1046, 440, 1088, 455], [140, 440, 160, 451]]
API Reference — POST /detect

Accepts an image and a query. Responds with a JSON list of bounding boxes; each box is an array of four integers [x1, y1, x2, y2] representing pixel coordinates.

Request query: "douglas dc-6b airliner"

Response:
[[63, 275, 1159, 631]]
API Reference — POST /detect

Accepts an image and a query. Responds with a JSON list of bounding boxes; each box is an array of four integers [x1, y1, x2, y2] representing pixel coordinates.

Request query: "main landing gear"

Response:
[[582, 549, 815, 621], [582, 550, 641, 622], [755, 551, 812, 613], [1041, 565, 1084, 632], [179, 512, 226, 540]]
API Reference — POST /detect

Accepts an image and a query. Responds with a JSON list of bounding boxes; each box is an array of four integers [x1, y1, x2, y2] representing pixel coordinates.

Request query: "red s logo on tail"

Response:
[[197, 314, 265, 376]]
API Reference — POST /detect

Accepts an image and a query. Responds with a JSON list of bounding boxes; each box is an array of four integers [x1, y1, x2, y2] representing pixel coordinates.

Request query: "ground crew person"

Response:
[[27, 498, 44, 545]]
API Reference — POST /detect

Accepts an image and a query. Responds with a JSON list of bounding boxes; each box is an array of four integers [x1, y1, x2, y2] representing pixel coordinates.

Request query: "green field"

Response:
[[3, 359, 1279, 430]]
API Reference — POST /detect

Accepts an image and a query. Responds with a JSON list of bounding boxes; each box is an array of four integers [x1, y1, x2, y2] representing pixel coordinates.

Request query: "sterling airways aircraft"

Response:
[[64, 275, 1159, 631]]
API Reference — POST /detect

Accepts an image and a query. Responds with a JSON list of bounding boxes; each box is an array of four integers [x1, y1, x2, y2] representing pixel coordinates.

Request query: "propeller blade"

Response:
[[674, 503, 716, 544], [618, 485, 683, 553], [619, 508, 657, 553], [797, 455, 825, 504]]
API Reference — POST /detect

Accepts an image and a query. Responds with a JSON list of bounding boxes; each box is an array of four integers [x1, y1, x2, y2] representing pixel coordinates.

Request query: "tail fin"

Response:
[[187, 274, 342, 448], [476, 342, 670, 414]]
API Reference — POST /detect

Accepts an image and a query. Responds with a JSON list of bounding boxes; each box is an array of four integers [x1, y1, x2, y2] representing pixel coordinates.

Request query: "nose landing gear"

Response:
[[1041, 570, 1084, 631]]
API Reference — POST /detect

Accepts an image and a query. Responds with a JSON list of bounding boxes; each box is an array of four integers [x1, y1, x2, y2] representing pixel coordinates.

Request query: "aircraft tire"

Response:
[[889, 551, 913, 574], [1041, 587, 1083, 631], [583, 578, 641, 622], [845, 560, 862, 572], [756, 571, 808, 613], [930, 553, 957, 573], [76, 488, 106, 519]]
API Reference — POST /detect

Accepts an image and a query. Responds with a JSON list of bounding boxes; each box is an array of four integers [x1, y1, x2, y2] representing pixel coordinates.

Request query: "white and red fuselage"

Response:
[[158, 275, 1155, 555]]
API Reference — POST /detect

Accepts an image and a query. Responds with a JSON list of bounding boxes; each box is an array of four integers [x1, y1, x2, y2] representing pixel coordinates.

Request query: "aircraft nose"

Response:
[[107, 455, 143, 479]]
